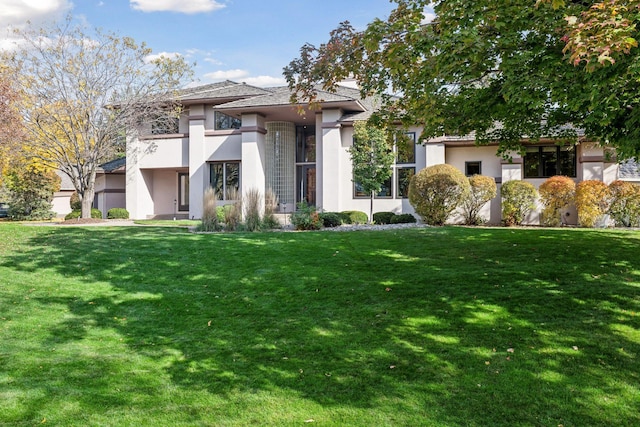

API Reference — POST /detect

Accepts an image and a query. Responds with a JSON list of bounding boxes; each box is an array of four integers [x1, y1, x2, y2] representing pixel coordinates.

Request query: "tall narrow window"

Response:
[[209, 161, 240, 200], [178, 173, 189, 211]]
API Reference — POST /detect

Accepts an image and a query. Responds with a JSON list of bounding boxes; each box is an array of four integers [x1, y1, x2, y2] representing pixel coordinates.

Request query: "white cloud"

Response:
[[145, 51, 183, 62], [0, 0, 72, 27], [131, 0, 225, 14], [203, 69, 249, 81], [242, 75, 286, 87], [422, 3, 436, 24]]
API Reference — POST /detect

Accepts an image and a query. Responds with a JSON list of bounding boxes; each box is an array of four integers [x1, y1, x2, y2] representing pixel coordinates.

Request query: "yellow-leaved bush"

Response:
[[575, 180, 611, 227], [538, 176, 576, 226], [608, 180, 640, 227]]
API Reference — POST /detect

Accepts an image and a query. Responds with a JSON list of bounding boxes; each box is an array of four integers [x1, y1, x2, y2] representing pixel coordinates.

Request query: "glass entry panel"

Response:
[[296, 165, 316, 206], [178, 172, 189, 211]]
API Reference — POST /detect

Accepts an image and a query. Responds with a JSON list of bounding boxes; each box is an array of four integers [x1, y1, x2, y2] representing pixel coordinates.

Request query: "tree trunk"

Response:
[[81, 186, 96, 219], [369, 192, 374, 224]]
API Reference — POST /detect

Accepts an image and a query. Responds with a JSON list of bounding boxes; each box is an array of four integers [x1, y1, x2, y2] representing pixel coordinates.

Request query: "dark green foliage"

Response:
[[373, 211, 396, 224], [319, 212, 342, 228], [291, 202, 322, 230], [390, 213, 417, 224], [501, 180, 538, 226], [337, 212, 352, 224], [4, 168, 59, 221], [69, 191, 82, 210], [107, 208, 129, 219], [341, 210, 368, 225], [65, 209, 102, 220]]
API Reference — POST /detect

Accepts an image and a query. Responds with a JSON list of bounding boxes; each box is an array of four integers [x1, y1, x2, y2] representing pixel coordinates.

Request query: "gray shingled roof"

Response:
[[180, 80, 272, 102], [619, 159, 640, 180], [212, 85, 364, 110], [99, 157, 126, 173]]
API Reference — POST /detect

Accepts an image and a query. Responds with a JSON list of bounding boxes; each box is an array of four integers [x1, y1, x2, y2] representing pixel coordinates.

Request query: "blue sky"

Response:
[[0, 0, 412, 87]]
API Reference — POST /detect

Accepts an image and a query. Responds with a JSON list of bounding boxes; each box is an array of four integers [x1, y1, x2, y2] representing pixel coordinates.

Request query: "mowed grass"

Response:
[[0, 223, 639, 426]]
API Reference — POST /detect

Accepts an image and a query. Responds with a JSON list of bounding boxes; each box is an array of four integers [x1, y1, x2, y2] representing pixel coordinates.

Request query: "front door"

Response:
[[296, 165, 316, 206]]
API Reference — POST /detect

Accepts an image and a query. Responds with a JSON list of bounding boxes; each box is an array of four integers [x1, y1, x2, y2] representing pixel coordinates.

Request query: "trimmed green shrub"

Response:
[[373, 211, 396, 224], [107, 208, 129, 219], [608, 180, 640, 227], [500, 180, 537, 226], [319, 212, 342, 228], [216, 206, 226, 223], [390, 213, 417, 224], [336, 212, 352, 224], [291, 202, 322, 230], [408, 164, 470, 225], [341, 210, 368, 225], [538, 176, 575, 227], [461, 175, 497, 225], [575, 180, 610, 228], [69, 191, 82, 210], [65, 209, 102, 220]]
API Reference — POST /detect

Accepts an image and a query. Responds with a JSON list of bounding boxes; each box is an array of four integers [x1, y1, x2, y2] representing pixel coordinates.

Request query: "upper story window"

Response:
[[524, 146, 576, 178], [396, 132, 416, 164], [296, 126, 316, 163], [214, 111, 241, 130], [151, 116, 179, 135]]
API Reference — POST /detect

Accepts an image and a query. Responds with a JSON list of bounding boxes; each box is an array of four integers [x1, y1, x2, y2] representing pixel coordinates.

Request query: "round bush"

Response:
[[107, 208, 129, 219], [538, 176, 575, 227], [575, 180, 610, 227], [390, 213, 417, 224], [461, 174, 497, 225], [373, 211, 396, 224], [69, 191, 82, 210], [341, 210, 368, 224], [608, 180, 640, 227], [319, 212, 342, 228], [336, 212, 352, 224], [500, 180, 537, 226], [408, 164, 470, 225], [64, 209, 103, 220]]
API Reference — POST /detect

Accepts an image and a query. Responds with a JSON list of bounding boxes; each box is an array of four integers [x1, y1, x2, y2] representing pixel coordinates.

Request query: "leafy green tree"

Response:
[[4, 164, 60, 220], [285, 0, 640, 160], [350, 121, 395, 222], [4, 17, 192, 218]]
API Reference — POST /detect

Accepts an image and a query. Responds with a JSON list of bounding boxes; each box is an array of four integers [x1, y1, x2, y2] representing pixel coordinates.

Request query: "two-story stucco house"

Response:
[[122, 80, 635, 224]]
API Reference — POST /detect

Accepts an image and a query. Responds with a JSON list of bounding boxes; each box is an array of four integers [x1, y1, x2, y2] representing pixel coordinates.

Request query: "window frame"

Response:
[[524, 145, 577, 178], [353, 131, 417, 200], [214, 111, 241, 131], [465, 161, 482, 176], [209, 161, 241, 200]]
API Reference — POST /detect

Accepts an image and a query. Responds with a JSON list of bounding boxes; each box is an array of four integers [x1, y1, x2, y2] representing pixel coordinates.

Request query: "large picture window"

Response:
[[524, 146, 576, 178], [210, 161, 240, 200], [353, 131, 417, 199], [214, 111, 241, 130]]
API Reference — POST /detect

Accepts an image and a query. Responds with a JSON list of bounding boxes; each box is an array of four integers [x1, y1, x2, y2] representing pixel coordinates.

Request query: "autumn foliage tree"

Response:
[[285, 0, 640, 160], [4, 18, 192, 218], [0, 67, 25, 186]]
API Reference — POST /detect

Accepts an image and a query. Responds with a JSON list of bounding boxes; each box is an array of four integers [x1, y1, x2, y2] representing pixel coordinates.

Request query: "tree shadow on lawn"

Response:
[[3, 226, 640, 425]]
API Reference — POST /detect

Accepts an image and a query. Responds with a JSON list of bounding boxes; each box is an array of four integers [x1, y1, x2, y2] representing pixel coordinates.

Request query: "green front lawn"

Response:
[[1, 224, 639, 426]]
